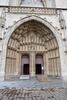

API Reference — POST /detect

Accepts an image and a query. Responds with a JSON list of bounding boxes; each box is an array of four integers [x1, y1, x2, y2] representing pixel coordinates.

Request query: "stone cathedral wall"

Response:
[[0, 0, 67, 80]]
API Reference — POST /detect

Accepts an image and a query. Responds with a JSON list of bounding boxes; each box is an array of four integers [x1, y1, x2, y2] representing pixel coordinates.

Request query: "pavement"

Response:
[[0, 87, 67, 100], [0, 77, 67, 89], [0, 78, 67, 100]]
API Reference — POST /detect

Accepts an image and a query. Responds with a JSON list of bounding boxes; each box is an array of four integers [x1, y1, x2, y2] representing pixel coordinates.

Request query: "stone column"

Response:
[[19, 52, 22, 75], [16, 52, 20, 76], [43, 52, 48, 79], [30, 52, 35, 77]]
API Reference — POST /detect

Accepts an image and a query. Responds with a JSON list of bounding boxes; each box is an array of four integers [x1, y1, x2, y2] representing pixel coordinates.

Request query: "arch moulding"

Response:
[[1, 15, 66, 80]]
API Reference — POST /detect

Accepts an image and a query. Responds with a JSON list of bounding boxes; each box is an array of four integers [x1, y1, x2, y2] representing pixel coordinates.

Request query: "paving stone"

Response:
[[0, 88, 67, 100]]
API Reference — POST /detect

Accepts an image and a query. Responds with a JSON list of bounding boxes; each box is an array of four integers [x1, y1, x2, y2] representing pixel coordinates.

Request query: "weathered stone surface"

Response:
[[0, 88, 67, 100]]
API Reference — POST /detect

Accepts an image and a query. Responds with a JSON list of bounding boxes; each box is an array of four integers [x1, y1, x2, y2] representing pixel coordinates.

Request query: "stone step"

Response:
[[19, 75, 30, 80]]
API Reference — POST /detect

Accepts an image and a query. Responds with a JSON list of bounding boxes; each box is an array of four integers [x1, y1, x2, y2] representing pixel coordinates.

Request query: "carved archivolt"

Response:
[[5, 20, 61, 78]]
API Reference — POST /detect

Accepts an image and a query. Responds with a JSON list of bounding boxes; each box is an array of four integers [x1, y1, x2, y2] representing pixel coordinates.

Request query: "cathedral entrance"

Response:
[[21, 55, 29, 75], [5, 19, 61, 81], [36, 55, 43, 75]]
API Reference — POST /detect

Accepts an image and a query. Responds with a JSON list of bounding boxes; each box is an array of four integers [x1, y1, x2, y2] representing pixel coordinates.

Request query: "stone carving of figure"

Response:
[[59, 10, 66, 29]]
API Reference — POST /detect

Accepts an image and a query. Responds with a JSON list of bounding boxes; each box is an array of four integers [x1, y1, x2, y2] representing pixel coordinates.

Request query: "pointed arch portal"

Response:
[[4, 16, 61, 80]]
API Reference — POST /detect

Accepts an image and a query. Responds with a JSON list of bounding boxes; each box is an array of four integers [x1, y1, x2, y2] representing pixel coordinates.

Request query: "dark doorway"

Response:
[[35, 54, 43, 75], [23, 64, 29, 75], [21, 54, 29, 75], [36, 64, 42, 74]]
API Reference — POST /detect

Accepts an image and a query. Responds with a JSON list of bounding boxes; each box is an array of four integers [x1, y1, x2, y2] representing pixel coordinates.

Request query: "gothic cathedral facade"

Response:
[[0, 0, 67, 81]]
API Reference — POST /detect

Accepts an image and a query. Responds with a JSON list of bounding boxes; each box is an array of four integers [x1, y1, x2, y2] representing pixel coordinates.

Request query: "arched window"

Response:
[[20, 0, 44, 7]]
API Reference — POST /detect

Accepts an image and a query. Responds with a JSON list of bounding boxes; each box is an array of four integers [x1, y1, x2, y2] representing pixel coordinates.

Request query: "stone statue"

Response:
[[59, 10, 66, 29]]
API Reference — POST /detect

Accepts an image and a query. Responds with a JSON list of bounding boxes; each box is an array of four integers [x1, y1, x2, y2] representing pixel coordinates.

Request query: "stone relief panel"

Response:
[[19, 32, 46, 52]]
